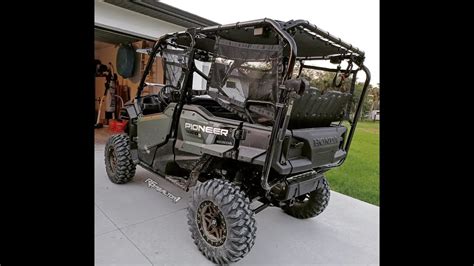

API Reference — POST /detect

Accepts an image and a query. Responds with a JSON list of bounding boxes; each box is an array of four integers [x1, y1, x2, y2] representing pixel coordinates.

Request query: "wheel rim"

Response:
[[197, 200, 227, 247], [108, 147, 117, 174]]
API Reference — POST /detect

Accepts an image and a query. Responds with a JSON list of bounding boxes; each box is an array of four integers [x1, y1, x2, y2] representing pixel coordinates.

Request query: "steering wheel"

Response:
[[138, 84, 179, 104], [136, 85, 180, 115], [158, 84, 180, 104]]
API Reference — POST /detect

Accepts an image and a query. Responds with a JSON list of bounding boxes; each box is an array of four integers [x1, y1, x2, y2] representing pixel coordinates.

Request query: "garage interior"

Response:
[[94, 27, 163, 145]]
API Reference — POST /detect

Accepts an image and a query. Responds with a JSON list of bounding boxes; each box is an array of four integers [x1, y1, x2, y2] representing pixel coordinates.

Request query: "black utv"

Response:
[[104, 18, 371, 264]]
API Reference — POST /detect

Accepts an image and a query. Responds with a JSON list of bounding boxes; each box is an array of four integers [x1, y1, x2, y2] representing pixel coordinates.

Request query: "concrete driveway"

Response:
[[95, 144, 379, 265]]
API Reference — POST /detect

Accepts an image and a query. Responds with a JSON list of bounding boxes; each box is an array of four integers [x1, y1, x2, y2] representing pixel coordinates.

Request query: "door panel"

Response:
[[137, 104, 175, 165]]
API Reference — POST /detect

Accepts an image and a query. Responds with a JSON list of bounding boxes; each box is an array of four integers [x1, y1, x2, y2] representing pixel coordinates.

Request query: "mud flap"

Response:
[[130, 149, 139, 164]]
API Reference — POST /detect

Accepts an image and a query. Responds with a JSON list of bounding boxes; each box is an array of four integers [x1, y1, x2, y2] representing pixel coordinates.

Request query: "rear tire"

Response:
[[282, 176, 330, 219], [104, 134, 136, 184], [187, 179, 256, 264]]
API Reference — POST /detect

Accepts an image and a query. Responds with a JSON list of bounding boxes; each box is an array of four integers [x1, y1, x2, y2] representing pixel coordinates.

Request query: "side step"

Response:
[[164, 175, 189, 191], [138, 155, 213, 192], [138, 162, 190, 191]]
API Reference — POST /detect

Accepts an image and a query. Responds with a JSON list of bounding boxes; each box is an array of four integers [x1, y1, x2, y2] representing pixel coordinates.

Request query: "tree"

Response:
[[352, 82, 373, 120], [299, 69, 352, 92], [368, 86, 380, 112]]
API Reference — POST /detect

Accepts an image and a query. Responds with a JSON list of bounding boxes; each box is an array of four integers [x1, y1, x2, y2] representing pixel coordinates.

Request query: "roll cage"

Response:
[[136, 18, 371, 191]]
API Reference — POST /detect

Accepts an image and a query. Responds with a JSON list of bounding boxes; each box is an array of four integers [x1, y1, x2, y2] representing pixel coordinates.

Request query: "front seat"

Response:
[[141, 96, 162, 115]]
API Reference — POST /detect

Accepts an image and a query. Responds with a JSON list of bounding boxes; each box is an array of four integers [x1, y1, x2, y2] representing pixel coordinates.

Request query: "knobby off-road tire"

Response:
[[104, 134, 136, 184], [187, 179, 257, 264], [282, 176, 330, 219]]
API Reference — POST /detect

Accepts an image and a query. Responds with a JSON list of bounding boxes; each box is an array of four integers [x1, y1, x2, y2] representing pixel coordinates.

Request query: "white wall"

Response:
[[95, 0, 185, 40]]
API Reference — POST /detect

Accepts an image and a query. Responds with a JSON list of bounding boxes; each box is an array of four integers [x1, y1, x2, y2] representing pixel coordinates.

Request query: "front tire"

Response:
[[282, 176, 330, 219], [104, 134, 136, 184], [187, 179, 256, 264]]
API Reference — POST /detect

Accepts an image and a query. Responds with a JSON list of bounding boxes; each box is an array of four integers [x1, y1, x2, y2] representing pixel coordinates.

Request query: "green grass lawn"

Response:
[[326, 121, 379, 206]]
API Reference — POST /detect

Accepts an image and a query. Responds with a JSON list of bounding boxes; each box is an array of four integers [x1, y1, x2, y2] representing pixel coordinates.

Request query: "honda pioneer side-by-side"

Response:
[[104, 18, 371, 264]]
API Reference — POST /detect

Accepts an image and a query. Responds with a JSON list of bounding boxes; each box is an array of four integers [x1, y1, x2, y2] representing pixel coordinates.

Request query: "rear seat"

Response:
[[240, 87, 352, 128], [289, 87, 352, 128]]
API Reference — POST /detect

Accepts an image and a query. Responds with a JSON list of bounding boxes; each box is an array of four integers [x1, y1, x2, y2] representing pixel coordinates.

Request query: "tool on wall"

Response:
[[95, 60, 118, 128]]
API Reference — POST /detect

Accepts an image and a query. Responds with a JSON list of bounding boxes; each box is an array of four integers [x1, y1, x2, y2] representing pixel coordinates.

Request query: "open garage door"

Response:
[[94, 27, 163, 127]]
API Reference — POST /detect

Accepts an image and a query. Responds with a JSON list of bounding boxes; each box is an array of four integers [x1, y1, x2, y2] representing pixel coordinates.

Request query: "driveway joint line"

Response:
[[95, 203, 154, 265]]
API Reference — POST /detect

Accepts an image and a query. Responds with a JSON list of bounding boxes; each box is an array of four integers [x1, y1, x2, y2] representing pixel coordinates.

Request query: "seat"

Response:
[[141, 96, 163, 115], [288, 87, 352, 128], [244, 87, 352, 128]]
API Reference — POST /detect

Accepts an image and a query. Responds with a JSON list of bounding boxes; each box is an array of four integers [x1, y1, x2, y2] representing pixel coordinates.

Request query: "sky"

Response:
[[161, 0, 379, 86]]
